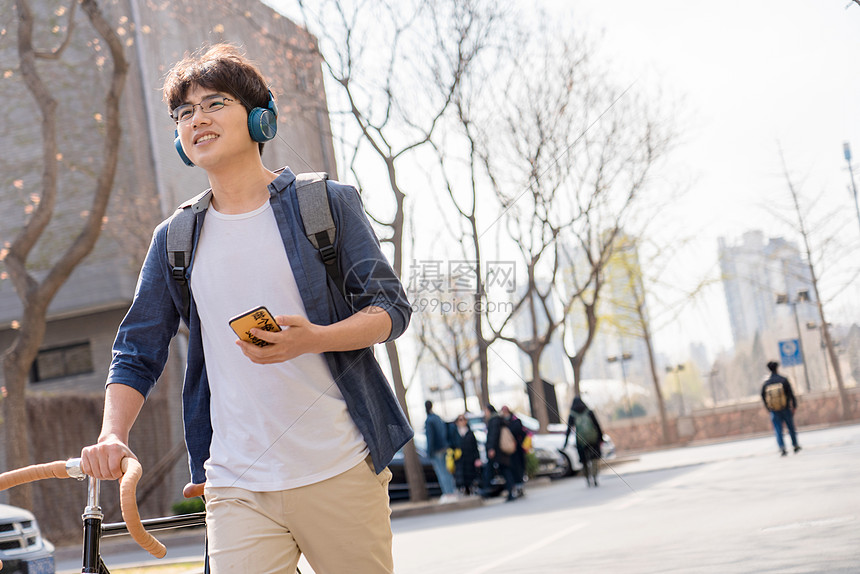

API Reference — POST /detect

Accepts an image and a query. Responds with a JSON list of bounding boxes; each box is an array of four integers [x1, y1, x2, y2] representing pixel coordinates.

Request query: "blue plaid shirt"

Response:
[[108, 168, 413, 484]]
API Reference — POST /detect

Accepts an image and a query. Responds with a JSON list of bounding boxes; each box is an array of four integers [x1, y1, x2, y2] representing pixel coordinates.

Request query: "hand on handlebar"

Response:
[[81, 435, 137, 481]]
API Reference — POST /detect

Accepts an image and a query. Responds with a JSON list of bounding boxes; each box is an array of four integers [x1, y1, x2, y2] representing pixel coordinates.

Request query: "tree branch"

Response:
[[33, 0, 77, 60]]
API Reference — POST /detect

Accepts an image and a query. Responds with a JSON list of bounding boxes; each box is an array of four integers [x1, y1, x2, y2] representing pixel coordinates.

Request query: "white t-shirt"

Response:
[[191, 199, 368, 490]]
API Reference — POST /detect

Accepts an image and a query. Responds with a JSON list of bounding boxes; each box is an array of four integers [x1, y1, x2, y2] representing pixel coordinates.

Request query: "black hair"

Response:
[[163, 43, 272, 155]]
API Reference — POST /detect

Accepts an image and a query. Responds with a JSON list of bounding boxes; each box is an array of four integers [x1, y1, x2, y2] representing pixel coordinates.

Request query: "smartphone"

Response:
[[228, 306, 281, 347]]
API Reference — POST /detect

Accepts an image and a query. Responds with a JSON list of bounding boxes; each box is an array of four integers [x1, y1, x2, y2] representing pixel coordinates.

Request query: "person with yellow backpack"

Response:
[[761, 361, 801, 457]]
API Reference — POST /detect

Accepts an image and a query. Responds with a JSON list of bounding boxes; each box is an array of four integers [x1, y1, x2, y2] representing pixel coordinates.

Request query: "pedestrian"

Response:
[[451, 413, 481, 495], [761, 360, 801, 456], [500, 405, 527, 497], [483, 404, 518, 501], [425, 400, 458, 502], [563, 396, 604, 487], [80, 43, 412, 574]]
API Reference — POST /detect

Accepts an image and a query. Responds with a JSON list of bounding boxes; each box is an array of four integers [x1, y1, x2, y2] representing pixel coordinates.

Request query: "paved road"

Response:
[[57, 423, 860, 573], [392, 423, 860, 574]]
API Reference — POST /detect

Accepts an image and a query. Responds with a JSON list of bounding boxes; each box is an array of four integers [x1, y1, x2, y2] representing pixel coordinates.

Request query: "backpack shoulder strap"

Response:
[[166, 189, 212, 318], [294, 172, 346, 298]]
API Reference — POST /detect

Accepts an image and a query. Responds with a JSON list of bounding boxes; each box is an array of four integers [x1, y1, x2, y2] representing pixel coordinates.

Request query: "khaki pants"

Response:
[[205, 457, 394, 574]]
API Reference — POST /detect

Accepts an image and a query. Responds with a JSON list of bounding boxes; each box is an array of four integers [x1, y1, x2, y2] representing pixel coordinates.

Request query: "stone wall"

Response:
[[605, 386, 860, 453]]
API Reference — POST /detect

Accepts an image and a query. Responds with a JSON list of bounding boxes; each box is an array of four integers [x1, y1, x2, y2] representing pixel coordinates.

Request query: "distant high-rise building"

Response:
[[718, 230, 815, 346]]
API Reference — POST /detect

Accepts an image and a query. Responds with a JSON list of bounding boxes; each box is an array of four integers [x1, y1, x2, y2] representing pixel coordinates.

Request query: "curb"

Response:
[[390, 495, 484, 519]]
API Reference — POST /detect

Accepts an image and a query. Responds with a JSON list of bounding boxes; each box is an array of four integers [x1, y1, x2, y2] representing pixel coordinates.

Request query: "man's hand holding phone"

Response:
[[230, 306, 322, 364]]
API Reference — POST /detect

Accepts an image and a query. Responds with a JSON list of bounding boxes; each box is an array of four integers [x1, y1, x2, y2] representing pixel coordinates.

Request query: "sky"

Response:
[[270, 0, 860, 367], [538, 0, 860, 361]]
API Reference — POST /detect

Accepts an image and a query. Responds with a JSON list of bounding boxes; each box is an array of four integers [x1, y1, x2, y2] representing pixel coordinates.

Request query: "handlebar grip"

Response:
[[0, 460, 70, 491], [120, 458, 167, 559]]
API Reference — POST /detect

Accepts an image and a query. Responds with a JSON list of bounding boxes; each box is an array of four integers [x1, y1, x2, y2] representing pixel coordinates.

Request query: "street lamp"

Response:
[[775, 290, 812, 392], [607, 352, 633, 416], [665, 364, 686, 416], [844, 142, 860, 235]]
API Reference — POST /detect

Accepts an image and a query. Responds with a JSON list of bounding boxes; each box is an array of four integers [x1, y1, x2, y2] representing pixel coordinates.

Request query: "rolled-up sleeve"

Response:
[[108, 223, 181, 397], [329, 182, 411, 342]]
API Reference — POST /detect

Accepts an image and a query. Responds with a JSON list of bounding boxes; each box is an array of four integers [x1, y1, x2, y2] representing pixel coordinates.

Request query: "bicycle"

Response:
[[0, 457, 206, 574]]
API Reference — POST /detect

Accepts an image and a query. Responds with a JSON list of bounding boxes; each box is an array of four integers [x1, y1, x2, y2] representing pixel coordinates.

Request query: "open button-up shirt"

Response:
[[108, 168, 413, 484]]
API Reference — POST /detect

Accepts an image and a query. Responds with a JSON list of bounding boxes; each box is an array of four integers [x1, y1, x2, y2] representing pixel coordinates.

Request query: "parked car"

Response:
[[467, 412, 616, 478], [0, 503, 55, 573], [465, 414, 567, 480], [387, 413, 574, 501], [523, 414, 616, 477]]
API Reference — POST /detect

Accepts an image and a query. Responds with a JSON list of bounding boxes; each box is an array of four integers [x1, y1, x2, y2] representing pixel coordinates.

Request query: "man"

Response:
[[424, 401, 456, 502], [81, 44, 412, 573], [761, 360, 801, 457]]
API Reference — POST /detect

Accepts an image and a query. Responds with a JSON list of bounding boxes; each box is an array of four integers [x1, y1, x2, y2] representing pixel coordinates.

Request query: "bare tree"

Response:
[[453, 20, 674, 431], [413, 277, 481, 413], [294, 0, 494, 501], [779, 153, 853, 420], [2, 0, 128, 508], [475, 32, 588, 431], [419, 7, 509, 408], [556, 101, 671, 421]]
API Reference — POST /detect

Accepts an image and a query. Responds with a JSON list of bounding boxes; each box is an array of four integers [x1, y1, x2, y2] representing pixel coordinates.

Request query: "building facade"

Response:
[[718, 230, 815, 347]]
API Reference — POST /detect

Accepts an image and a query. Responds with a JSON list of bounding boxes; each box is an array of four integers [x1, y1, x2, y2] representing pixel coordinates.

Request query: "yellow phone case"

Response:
[[228, 306, 281, 347]]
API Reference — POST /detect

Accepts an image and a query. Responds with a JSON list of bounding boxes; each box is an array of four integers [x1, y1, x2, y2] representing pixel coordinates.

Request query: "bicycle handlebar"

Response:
[[0, 457, 166, 559], [118, 458, 166, 558]]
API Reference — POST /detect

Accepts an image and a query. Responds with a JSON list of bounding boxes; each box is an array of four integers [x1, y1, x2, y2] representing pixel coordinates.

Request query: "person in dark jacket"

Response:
[[761, 361, 801, 456], [425, 400, 457, 500], [563, 396, 604, 487], [501, 405, 526, 497], [451, 413, 481, 495], [482, 404, 517, 501]]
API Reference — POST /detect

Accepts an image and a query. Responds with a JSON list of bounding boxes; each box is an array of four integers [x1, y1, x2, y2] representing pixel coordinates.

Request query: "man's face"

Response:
[[174, 84, 256, 170]]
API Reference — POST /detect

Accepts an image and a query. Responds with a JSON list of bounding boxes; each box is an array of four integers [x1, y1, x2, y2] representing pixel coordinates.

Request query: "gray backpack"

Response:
[[166, 172, 345, 318]]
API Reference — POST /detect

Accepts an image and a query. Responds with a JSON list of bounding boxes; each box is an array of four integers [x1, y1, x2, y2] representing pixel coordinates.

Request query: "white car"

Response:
[[0, 504, 55, 573]]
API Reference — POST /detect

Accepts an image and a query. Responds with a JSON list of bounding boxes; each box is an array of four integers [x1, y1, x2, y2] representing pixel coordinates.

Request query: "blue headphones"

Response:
[[175, 90, 279, 167]]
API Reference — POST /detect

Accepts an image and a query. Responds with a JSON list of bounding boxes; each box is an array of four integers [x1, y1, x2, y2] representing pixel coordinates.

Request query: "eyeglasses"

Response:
[[171, 95, 235, 124]]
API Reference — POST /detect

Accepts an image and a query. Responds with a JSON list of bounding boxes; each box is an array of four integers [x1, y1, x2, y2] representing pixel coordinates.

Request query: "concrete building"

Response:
[[718, 230, 815, 347], [0, 0, 336, 498]]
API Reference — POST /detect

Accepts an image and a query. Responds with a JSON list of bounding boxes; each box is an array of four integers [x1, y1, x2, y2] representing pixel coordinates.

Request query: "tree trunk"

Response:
[[2, 295, 51, 507], [3, 355, 34, 508], [570, 354, 583, 399], [818, 305, 852, 420], [642, 322, 670, 444], [529, 351, 549, 431], [386, 338, 427, 502]]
